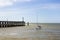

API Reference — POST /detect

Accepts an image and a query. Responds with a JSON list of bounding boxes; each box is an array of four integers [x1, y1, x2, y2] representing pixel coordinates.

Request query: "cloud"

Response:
[[0, 0, 32, 7], [0, 0, 16, 7]]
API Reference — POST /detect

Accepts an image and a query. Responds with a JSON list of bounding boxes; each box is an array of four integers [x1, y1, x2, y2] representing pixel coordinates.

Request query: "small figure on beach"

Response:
[[27, 22, 29, 26]]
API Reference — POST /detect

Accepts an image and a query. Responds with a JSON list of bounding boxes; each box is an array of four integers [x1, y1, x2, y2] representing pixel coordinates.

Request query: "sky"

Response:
[[0, 0, 60, 23]]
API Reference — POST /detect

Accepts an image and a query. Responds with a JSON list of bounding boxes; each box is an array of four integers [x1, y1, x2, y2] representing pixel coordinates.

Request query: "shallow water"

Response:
[[0, 23, 60, 40]]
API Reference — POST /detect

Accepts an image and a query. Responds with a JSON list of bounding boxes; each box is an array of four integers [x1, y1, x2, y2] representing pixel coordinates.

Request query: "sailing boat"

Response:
[[36, 13, 41, 30]]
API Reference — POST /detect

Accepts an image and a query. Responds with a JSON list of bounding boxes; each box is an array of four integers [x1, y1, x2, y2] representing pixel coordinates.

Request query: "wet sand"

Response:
[[0, 37, 43, 40], [0, 23, 60, 40]]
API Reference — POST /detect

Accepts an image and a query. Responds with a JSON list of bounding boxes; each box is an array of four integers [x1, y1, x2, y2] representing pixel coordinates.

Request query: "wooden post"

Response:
[[1, 22, 2, 27], [27, 22, 29, 26]]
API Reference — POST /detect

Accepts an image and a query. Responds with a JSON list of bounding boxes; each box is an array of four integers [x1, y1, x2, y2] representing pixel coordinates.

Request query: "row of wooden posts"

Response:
[[0, 21, 25, 27]]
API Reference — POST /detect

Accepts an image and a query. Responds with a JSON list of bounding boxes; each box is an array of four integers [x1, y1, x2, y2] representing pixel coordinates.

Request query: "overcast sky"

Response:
[[0, 0, 60, 23]]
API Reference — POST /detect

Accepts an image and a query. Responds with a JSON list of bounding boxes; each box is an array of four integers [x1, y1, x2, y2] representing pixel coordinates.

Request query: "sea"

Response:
[[0, 23, 60, 39]]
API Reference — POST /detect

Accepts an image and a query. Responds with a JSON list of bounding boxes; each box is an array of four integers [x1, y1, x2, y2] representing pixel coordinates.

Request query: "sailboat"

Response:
[[36, 13, 41, 30]]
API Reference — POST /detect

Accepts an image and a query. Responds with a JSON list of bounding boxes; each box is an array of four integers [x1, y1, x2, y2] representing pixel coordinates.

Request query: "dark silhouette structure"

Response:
[[27, 22, 29, 26], [0, 21, 25, 27]]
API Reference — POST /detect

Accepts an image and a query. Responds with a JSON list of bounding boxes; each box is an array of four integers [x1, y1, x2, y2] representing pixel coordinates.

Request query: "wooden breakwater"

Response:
[[0, 21, 25, 27]]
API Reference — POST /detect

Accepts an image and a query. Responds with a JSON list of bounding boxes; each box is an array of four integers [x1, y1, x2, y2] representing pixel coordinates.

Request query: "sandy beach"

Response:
[[0, 23, 60, 40]]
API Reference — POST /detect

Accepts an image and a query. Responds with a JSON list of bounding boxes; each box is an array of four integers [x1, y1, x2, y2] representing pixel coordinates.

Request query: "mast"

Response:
[[36, 12, 38, 26], [36, 12, 41, 30], [22, 17, 24, 21]]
